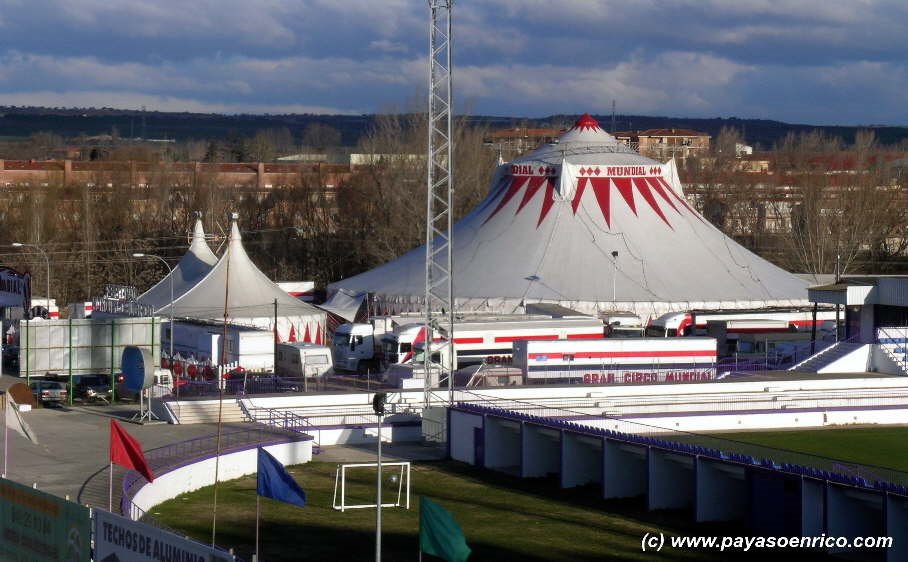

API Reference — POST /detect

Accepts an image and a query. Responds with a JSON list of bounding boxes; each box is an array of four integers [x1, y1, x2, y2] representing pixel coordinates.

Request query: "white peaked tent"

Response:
[[164, 216, 325, 343], [137, 217, 219, 311], [329, 114, 809, 319]]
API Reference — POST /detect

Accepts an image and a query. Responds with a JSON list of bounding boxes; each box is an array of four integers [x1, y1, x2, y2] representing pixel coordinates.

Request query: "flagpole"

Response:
[[109, 461, 113, 512], [3, 397, 9, 477], [255, 494, 261, 562], [376, 410, 382, 562]]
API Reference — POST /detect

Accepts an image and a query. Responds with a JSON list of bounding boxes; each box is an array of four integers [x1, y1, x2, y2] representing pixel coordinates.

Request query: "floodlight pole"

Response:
[[611, 250, 618, 303], [425, 0, 455, 407], [133, 253, 175, 395]]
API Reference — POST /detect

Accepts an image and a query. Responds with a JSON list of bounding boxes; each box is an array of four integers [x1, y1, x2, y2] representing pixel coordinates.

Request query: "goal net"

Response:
[[332, 461, 411, 512]]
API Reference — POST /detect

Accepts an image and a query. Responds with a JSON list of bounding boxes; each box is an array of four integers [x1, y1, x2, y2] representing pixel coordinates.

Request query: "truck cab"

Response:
[[332, 323, 374, 371]]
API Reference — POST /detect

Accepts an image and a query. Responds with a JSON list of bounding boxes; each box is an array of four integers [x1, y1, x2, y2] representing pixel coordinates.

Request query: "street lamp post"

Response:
[[133, 253, 175, 395], [13, 242, 50, 393]]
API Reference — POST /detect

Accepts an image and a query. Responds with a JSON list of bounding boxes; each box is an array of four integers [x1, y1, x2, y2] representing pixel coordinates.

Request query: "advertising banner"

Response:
[[94, 509, 234, 562], [0, 267, 30, 309], [0, 477, 90, 562]]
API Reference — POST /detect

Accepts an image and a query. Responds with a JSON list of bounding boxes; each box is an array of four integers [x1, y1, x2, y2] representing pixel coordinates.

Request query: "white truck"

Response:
[[646, 309, 838, 338], [332, 315, 606, 373], [275, 342, 333, 378], [512, 337, 718, 385], [167, 321, 276, 371]]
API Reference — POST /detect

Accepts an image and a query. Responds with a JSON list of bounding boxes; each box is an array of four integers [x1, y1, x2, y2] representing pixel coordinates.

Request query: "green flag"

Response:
[[419, 496, 471, 562]]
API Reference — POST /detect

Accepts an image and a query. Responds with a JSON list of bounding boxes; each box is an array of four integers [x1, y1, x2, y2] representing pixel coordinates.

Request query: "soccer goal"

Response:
[[332, 461, 411, 512]]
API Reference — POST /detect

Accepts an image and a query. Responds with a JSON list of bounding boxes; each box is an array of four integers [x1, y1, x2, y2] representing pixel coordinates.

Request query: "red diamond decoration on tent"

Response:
[[594, 167, 601, 175], [538, 166, 545, 175]]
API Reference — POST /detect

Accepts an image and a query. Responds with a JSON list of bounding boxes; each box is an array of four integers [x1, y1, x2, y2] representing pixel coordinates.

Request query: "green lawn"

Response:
[[153, 461, 753, 562], [152, 426, 908, 561], [714, 426, 908, 472]]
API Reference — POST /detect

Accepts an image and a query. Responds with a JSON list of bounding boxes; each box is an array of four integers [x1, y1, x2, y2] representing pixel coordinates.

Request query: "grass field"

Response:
[[153, 426, 908, 562], [715, 426, 908, 472]]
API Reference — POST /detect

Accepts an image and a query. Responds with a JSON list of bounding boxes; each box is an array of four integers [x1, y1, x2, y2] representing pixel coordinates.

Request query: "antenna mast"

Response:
[[425, 0, 455, 405]]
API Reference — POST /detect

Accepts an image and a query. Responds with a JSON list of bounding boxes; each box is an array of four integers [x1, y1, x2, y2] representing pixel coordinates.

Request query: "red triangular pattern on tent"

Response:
[[646, 177, 680, 214], [288, 324, 297, 342], [659, 177, 704, 222], [633, 177, 672, 228], [589, 177, 612, 227], [315, 325, 322, 345], [516, 176, 548, 214], [303, 323, 311, 343], [483, 175, 529, 225], [571, 177, 588, 215], [536, 179, 556, 228], [612, 177, 637, 215]]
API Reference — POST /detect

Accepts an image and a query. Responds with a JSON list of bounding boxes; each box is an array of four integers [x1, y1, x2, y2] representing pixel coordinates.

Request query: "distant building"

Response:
[[635, 128, 711, 162], [483, 126, 564, 160]]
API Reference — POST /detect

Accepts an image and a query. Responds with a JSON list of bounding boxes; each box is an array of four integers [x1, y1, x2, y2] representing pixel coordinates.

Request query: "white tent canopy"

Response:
[[137, 217, 218, 311], [329, 114, 809, 319], [164, 216, 325, 343]]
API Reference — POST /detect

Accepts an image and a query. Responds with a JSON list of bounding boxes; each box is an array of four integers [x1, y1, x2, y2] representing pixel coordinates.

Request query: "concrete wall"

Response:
[[131, 441, 312, 518], [818, 344, 871, 373], [449, 410, 483, 465]]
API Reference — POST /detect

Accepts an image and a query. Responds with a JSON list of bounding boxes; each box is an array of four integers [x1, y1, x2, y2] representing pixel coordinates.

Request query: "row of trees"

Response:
[[686, 128, 908, 275], [0, 115, 497, 309]]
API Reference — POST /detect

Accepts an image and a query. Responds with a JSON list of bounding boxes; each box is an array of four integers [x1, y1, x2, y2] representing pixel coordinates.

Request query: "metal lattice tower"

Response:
[[425, 0, 455, 405]]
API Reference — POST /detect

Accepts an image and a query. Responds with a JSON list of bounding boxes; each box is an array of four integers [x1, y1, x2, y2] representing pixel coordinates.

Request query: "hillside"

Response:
[[0, 106, 907, 148]]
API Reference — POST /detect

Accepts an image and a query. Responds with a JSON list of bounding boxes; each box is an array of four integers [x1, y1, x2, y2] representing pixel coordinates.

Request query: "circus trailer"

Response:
[[646, 309, 837, 338], [334, 315, 606, 372], [168, 321, 276, 373], [275, 342, 333, 378], [512, 337, 717, 385]]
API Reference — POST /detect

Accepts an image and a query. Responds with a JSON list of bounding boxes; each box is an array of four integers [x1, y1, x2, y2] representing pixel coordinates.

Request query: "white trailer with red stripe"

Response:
[[646, 310, 837, 338], [513, 337, 717, 385], [334, 315, 606, 373], [393, 316, 607, 368]]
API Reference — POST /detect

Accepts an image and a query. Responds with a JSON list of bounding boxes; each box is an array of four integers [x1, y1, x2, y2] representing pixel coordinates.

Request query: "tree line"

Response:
[[0, 115, 497, 311]]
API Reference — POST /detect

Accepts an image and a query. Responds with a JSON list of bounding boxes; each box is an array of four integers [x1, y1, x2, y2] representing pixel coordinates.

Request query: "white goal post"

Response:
[[332, 462, 411, 512]]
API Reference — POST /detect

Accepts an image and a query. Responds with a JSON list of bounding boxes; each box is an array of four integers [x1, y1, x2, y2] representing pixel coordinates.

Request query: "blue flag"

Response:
[[256, 448, 307, 508]]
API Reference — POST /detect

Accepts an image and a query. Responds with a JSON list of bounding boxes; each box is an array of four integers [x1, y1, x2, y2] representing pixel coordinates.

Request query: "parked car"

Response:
[[73, 374, 113, 402], [30, 380, 67, 406]]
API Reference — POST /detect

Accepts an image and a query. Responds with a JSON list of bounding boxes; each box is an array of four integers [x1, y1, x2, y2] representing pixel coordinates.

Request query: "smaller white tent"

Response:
[[137, 217, 218, 311], [163, 215, 325, 344]]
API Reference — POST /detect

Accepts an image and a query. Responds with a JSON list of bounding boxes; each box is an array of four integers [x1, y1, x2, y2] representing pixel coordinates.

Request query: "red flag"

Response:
[[110, 420, 155, 482]]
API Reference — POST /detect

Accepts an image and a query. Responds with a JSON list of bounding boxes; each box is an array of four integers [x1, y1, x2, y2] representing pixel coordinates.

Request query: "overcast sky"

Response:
[[0, 0, 905, 125]]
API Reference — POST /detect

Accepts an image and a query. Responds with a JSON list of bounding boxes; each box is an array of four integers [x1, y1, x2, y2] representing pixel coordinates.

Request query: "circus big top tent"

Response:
[[329, 114, 809, 319], [163, 215, 325, 344], [137, 217, 218, 311]]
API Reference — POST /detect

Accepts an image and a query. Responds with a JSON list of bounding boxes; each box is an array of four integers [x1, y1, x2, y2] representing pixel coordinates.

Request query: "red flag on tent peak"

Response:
[[110, 419, 155, 483], [303, 323, 311, 343], [288, 324, 297, 342]]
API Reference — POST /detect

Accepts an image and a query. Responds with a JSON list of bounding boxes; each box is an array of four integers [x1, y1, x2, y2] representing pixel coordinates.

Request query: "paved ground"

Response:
[[2, 402, 443, 510]]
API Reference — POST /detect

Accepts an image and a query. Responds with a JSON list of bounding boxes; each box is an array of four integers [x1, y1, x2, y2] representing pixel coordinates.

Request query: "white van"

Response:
[[275, 342, 333, 378]]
